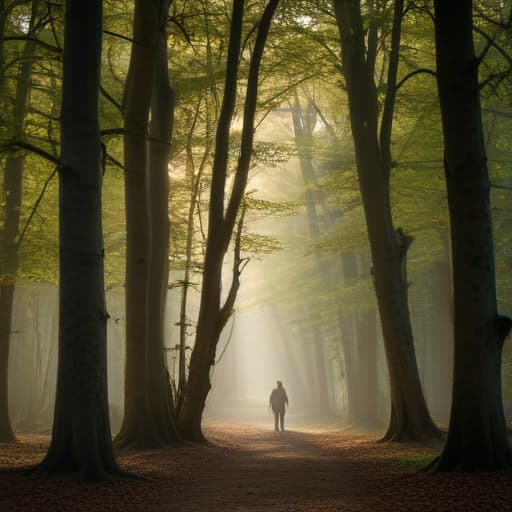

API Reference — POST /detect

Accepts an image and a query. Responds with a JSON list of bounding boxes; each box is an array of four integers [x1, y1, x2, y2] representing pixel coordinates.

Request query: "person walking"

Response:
[[269, 380, 289, 431]]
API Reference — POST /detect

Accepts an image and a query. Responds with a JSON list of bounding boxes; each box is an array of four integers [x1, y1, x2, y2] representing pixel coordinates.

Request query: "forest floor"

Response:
[[1, 421, 512, 511]]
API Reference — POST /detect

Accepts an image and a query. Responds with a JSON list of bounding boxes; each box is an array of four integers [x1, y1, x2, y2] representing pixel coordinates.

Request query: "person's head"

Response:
[[277, 380, 282, 388]]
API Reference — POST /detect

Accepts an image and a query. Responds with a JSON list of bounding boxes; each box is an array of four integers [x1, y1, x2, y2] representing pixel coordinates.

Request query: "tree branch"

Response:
[[2, 36, 61, 54], [100, 127, 125, 137], [167, 15, 192, 45], [223, 0, 280, 249], [100, 84, 122, 111], [474, 26, 512, 67], [395, 68, 437, 91], [380, 0, 404, 174], [17, 165, 58, 247], [219, 205, 248, 329], [105, 152, 125, 171], [103, 29, 136, 44], [6, 141, 59, 164]]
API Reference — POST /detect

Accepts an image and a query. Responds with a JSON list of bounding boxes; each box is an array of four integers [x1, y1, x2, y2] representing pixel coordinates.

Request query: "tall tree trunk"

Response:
[[291, 98, 376, 425], [176, 97, 211, 413], [0, 0, 40, 443], [37, 0, 120, 481], [333, 0, 440, 441], [116, 0, 156, 448], [177, 0, 245, 441], [357, 307, 379, 427], [339, 252, 364, 425], [178, 0, 281, 441], [433, 0, 512, 470], [116, 0, 178, 450], [312, 324, 331, 415], [176, 13, 218, 410], [338, 314, 360, 422], [290, 97, 331, 416], [145, 0, 180, 443]]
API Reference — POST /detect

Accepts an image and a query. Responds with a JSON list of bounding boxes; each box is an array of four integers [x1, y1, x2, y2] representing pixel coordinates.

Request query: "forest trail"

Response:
[[1, 422, 512, 511]]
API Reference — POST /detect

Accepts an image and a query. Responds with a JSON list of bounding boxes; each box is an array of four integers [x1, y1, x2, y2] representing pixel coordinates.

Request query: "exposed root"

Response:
[[114, 422, 181, 452], [379, 423, 445, 445]]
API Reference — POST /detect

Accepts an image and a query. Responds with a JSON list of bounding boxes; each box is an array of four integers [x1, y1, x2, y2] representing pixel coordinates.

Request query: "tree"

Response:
[[168, 7, 221, 411], [332, 0, 440, 440], [0, 0, 42, 443], [145, 0, 181, 446], [290, 90, 382, 426], [115, 0, 180, 450], [289, 96, 332, 416], [432, 0, 512, 470], [178, 0, 281, 441], [36, 0, 121, 481]]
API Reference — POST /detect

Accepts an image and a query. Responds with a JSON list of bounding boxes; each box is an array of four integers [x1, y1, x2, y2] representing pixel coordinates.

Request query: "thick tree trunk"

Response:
[[178, 0, 280, 441], [177, 0, 245, 442], [145, 0, 180, 444], [333, 0, 440, 441], [117, 0, 178, 450], [37, 0, 120, 481], [0, 0, 40, 443], [116, 0, 157, 448], [433, 0, 512, 470]]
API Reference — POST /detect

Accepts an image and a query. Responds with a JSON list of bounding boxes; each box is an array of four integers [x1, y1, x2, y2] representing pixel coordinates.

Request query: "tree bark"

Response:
[[176, 97, 212, 413], [116, 0, 179, 450], [36, 0, 120, 481], [333, 0, 440, 441], [145, 0, 180, 444], [116, 0, 156, 448], [433, 0, 512, 470], [0, 0, 40, 443], [178, 0, 280, 441]]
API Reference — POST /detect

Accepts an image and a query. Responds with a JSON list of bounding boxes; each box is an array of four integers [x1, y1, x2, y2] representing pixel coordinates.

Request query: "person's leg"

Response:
[[280, 411, 285, 431], [274, 411, 278, 431]]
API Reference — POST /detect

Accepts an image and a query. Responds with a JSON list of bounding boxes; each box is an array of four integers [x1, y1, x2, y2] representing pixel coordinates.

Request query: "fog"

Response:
[[5, 108, 463, 436]]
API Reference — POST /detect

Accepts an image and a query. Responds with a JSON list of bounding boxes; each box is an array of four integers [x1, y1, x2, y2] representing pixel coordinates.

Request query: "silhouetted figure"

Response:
[[269, 380, 289, 431]]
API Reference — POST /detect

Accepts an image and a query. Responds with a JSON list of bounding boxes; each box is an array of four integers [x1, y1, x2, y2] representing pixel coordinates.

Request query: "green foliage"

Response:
[[2, 0, 512, 377], [241, 232, 282, 255]]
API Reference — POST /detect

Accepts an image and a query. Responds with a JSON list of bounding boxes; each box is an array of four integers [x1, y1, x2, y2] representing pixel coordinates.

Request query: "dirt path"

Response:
[[0, 423, 512, 511]]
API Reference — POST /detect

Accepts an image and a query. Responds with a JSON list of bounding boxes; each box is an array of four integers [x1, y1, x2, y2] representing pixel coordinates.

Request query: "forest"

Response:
[[1, 0, 512, 510]]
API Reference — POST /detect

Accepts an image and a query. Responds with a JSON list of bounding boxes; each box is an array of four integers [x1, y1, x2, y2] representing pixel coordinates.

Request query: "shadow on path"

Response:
[[0, 422, 511, 511]]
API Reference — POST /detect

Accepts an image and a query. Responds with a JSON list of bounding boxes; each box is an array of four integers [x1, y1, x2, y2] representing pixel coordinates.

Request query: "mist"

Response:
[[5, 108, 459, 437]]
